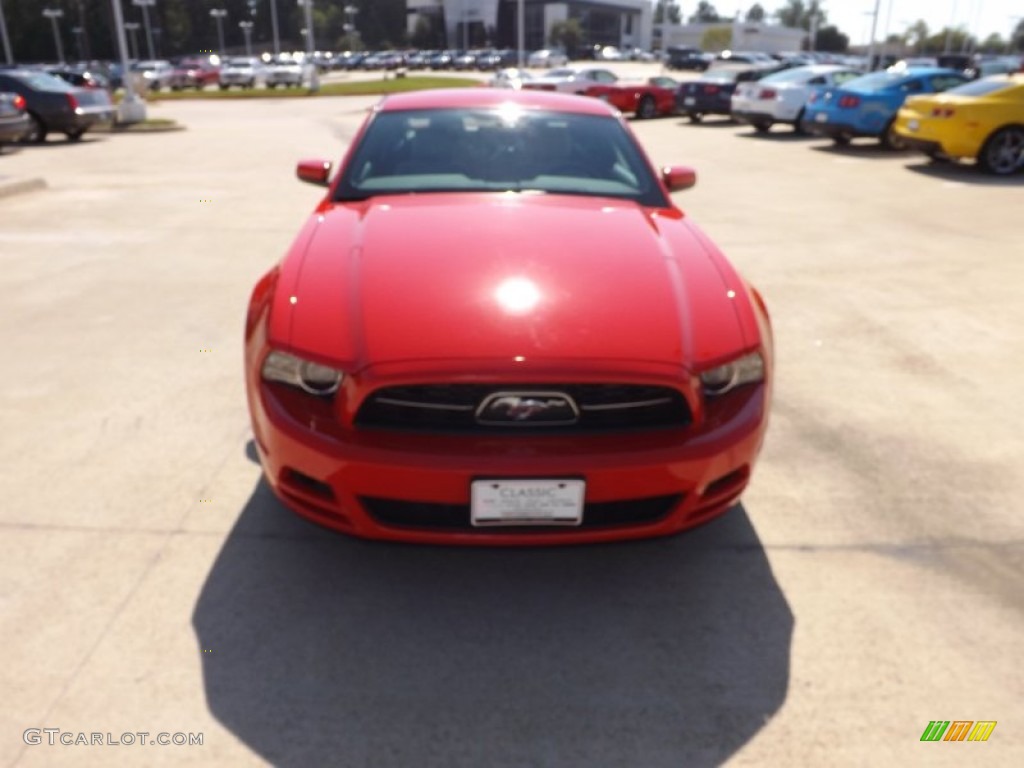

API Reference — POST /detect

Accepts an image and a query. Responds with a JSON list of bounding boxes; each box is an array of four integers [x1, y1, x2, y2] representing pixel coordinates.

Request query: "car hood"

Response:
[[274, 194, 748, 371]]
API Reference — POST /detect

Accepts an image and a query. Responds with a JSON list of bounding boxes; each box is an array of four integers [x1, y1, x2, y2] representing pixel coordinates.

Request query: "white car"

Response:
[[520, 67, 618, 94], [730, 64, 861, 133], [219, 57, 264, 89], [527, 49, 569, 68], [131, 60, 174, 91], [488, 68, 533, 89], [265, 56, 304, 88]]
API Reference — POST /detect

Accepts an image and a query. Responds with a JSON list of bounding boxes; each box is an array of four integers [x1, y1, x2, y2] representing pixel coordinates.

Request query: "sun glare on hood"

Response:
[[495, 277, 541, 314]]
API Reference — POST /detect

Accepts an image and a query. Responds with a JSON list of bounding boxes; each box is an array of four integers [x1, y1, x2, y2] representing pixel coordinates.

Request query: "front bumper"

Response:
[[247, 374, 769, 546]]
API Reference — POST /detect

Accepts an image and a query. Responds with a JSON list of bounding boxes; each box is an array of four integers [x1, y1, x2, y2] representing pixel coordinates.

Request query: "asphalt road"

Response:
[[1, 91, 1022, 768]]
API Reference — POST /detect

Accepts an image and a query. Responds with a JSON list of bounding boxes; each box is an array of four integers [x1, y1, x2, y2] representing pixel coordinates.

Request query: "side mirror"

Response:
[[661, 165, 697, 192], [296, 159, 332, 187]]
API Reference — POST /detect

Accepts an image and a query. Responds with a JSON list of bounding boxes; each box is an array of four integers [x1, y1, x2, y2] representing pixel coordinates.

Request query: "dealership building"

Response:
[[407, 0, 654, 52]]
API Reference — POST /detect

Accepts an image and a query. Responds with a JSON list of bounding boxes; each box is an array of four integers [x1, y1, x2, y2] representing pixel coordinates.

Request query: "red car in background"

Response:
[[169, 57, 220, 90], [245, 88, 773, 545], [584, 76, 680, 118]]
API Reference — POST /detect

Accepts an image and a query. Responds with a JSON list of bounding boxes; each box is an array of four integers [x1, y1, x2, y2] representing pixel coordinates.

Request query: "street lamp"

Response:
[[865, 1, 882, 70], [0, 0, 13, 65], [343, 4, 358, 44], [110, 0, 145, 124], [210, 9, 228, 57], [132, 0, 156, 61], [239, 20, 254, 58], [124, 22, 140, 60], [42, 8, 65, 64], [71, 26, 85, 61], [298, 0, 318, 91], [270, 0, 281, 56]]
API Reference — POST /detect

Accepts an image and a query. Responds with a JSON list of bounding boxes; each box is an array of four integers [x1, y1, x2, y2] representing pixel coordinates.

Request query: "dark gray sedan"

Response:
[[0, 70, 113, 143]]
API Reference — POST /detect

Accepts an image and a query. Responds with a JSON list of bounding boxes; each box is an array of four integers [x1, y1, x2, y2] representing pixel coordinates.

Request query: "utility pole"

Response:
[[43, 8, 65, 63], [0, 0, 12, 65], [132, 0, 156, 61], [865, 0, 882, 70], [517, 0, 524, 67], [239, 20, 253, 57], [210, 9, 228, 57]]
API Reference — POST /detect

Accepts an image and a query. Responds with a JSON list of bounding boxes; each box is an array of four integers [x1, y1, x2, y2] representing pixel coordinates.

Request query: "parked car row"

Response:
[[0, 69, 114, 145]]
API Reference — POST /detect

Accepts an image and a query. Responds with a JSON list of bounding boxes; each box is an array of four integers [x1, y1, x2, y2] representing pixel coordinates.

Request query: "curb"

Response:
[[0, 177, 47, 199]]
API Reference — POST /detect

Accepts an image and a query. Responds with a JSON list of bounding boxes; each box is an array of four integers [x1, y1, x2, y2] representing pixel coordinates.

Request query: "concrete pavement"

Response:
[[0, 92, 1021, 767]]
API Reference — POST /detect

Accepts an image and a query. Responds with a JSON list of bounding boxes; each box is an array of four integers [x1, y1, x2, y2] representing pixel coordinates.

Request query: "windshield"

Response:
[[8, 71, 74, 92], [334, 108, 668, 207], [944, 77, 1014, 97], [845, 71, 909, 90], [227, 58, 256, 67]]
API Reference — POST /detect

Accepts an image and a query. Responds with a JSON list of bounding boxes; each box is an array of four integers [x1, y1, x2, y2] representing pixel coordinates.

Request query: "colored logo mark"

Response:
[[921, 721, 997, 742]]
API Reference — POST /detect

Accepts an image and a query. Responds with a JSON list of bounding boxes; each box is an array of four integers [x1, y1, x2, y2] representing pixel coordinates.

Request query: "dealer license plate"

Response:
[[684, 97, 695, 106], [470, 479, 585, 526], [815, 112, 828, 123]]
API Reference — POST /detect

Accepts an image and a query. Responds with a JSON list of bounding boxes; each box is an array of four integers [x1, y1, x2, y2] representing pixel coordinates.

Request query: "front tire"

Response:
[[752, 120, 772, 134], [832, 133, 852, 146], [687, 112, 702, 124], [65, 128, 85, 141], [978, 126, 1024, 176], [793, 109, 806, 134]]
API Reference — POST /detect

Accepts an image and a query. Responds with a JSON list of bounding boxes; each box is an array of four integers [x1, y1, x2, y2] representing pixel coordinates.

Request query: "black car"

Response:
[[48, 68, 111, 92], [666, 47, 710, 71], [0, 70, 113, 142], [676, 66, 778, 122], [0, 90, 30, 149]]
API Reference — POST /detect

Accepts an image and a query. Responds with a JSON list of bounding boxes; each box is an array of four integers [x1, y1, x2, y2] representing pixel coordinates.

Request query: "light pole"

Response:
[[270, 0, 281, 56], [517, 0, 524, 67], [343, 4, 358, 49], [299, 0, 318, 91], [42, 8, 65, 63], [865, 0, 882, 70], [239, 20, 254, 57], [210, 9, 228, 57], [943, 0, 958, 54], [110, 0, 145, 123], [71, 26, 84, 61], [0, 0, 12, 65], [124, 22, 140, 59], [132, 0, 156, 61]]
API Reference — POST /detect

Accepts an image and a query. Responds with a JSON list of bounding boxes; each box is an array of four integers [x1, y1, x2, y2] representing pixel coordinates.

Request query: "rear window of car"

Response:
[[943, 77, 1011, 96], [761, 68, 816, 85], [334, 108, 668, 207], [845, 71, 906, 90], [5, 71, 74, 92]]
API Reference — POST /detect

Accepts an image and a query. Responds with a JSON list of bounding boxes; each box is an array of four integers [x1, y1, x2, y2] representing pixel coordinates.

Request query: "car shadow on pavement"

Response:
[[810, 142, 905, 159], [193, 476, 793, 768], [20, 136, 107, 149], [736, 130, 819, 142], [673, 118, 738, 128], [903, 159, 1024, 186]]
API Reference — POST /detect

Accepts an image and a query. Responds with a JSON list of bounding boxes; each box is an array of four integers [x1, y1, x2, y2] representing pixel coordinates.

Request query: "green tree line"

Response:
[[1, 0, 406, 63]]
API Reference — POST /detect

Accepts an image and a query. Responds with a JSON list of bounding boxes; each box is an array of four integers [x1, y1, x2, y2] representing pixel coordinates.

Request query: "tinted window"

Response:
[[929, 74, 968, 91], [334, 108, 667, 207], [2, 71, 74, 92], [833, 71, 859, 85], [844, 71, 906, 90], [900, 79, 924, 93]]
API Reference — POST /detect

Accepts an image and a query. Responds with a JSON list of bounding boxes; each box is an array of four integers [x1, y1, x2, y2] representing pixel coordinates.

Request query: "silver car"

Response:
[[218, 57, 264, 90]]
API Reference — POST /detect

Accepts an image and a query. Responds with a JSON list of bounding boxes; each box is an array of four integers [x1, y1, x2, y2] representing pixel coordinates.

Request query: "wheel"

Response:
[[23, 113, 46, 143], [880, 119, 906, 150], [219, 84, 229, 91], [636, 95, 657, 120], [65, 128, 85, 141], [687, 112, 702, 124], [792, 109, 806, 134], [267, 82, 277, 89], [978, 126, 1024, 176], [752, 120, 772, 133], [832, 133, 852, 146]]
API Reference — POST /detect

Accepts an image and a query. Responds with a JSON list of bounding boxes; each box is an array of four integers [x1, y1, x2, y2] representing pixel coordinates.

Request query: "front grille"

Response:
[[355, 384, 692, 433], [361, 494, 683, 532]]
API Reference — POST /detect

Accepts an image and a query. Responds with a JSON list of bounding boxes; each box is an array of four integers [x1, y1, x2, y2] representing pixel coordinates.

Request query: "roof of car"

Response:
[[377, 87, 617, 116]]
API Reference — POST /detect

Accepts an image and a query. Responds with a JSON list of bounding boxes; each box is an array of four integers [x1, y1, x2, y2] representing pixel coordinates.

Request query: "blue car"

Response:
[[801, 67, 969, 148]]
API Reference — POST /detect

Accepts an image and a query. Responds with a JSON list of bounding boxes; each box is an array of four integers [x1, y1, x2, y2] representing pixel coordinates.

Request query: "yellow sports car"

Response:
[[895, 73, 1024, 175]]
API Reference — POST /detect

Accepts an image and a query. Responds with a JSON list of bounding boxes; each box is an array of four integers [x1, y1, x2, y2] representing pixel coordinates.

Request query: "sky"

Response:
[[714, 1, 1022, 45]]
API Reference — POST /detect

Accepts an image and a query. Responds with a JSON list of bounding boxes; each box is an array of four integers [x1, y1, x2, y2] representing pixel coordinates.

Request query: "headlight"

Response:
[[700, 351, 764, 396], [261, 350, 343, 396]]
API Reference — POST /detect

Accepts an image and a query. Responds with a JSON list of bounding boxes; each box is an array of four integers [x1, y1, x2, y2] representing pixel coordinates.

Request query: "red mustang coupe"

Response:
[[245, 88, 773, 545], [584, 76, 680, 118]]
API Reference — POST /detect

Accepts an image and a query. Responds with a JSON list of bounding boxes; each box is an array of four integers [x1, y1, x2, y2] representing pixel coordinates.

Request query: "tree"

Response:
[[549, 19, 583, 57], [654, 1, 682, 25], [689, 2, 721, 23], [904, 20, 929, 54], [774, 0, 826, 31], [814, 25, 848, 53], [746, 4, 766, 22], [409, 16, 436, 50], [701, 26, 732, 51], [1011, 18, 1024, 52], [922, 27, 974, 54], [977, 33, 1003, 53]]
